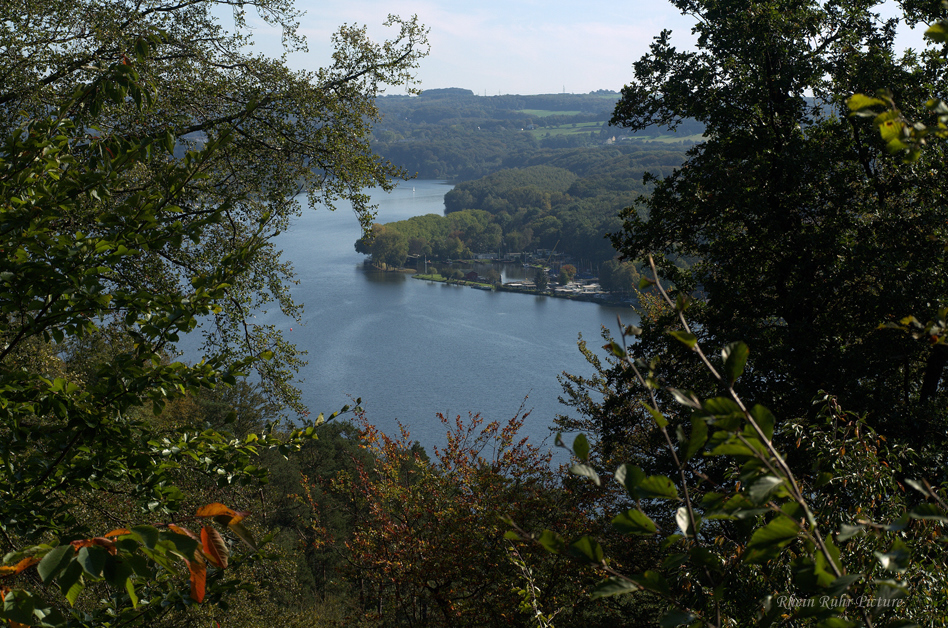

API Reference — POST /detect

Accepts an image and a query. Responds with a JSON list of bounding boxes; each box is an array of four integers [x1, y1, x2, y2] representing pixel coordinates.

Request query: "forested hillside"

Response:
[[356, 147, 687, 267], [4, 0, 948, 627], [372, 88, 703, 180]]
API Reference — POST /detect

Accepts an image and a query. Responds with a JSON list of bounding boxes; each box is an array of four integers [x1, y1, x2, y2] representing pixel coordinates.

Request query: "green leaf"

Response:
[[675, 506, 697, 537], [682, 417, 708, 462], [642, 401, 668, 427], [749, 404, 775, 441], [126, 577, 139, 608], [660, 609, 697, 627], [612, 509, 657, 536], [570, 463, 601, 486], [103, 555, 134, 590], [909, 503, 948, 522], [605, 341, 626, 358], [568, 536, 604, 564], [926, 21, 948, 42], [669, 330, 697, 349], [689, 546, 721, 569], [76, 546, 107, 578], [59, 560, 85, 606], [747, 475, 785, 504], [825, 574, 862, 597], [228, 520, 257, 551], [535, 529, 567, 554], [614, 463, 645, 495], [708, 435, 762, 458], [847, 93, 886, 112], [572, 433, 590, 460], [38, 545, 73, 584], [161, 530, 199, 558], [636, 475, 679, 500], [131, 525, 159, 549], [837, 523, 864, 542], [3, 589, 36, 625], [721, 341, 749, 383], [874, 539, 910, 573], [628, 570, 670, 595], [590, 577, 639, 599], [744, 515, 800, 564], [668, 388, 701, 409]]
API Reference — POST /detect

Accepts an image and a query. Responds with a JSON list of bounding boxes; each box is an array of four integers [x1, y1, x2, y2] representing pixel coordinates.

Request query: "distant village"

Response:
[[405, 247, 635, 305]]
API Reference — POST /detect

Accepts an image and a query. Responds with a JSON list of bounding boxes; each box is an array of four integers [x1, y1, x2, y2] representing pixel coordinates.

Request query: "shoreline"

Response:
[[410, 273, 637, 308]]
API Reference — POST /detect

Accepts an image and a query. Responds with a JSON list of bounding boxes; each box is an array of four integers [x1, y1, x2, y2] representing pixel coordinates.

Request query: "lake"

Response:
[[215, 180, 636, 451]]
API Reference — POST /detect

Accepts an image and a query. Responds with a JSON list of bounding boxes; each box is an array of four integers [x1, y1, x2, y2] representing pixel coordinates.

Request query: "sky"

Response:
[[242, 0, 929, 96]]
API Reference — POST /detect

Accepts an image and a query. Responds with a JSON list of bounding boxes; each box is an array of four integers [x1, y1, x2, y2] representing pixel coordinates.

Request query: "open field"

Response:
[[518, 109, 582, 117], [627, 132, 705, 143], [527, 121, 604, 138]]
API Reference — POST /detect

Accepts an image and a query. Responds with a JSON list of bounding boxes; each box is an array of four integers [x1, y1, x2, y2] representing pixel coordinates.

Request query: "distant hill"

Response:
[[372, 89, 704, 181]]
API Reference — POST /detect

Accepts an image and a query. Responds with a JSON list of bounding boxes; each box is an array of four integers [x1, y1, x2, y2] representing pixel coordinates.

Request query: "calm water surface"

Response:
[[237, 181, 635, 450]]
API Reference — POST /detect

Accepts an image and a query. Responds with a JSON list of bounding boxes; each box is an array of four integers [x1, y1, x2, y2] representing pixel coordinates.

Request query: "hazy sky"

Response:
[[245, 0, 928, 96]]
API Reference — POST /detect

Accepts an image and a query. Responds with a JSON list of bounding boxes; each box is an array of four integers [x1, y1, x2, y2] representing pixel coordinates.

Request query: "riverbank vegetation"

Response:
[[3, 0, 948, 626], [355, 150, 688, 270]]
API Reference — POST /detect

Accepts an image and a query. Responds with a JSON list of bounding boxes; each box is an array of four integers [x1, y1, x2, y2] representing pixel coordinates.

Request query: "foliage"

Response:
[[355, 210, 500, 263], [534, 270, 550, 293], [848, 7, 948, 160], [607, 0, 948, 451], [356, 147, 687, 268], [333, 411, 608, 627], [0, 0, 429, 412], [0, 1, 426, 624], [597, 260, 640, 296], [529, 259, 948, 627], [1, 503, 257, 626]]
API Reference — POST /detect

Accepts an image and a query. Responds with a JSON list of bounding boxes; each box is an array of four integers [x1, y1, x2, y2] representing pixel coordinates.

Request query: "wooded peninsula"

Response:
[[356, 89, 695, 293]]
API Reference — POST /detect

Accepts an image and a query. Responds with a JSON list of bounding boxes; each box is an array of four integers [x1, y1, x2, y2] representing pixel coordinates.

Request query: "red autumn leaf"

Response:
[[186, 555, 206, 603], [103, 528, 132, 537], [70, 539, 94, 550], [201, 526, 229, 569]]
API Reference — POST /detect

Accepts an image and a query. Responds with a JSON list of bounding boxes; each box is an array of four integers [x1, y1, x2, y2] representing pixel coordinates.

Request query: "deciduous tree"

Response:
[[0, 0, 428, 411], [0, 1, 427, 623], [333, 412, 608, 627], [608, 0, 948, 447]]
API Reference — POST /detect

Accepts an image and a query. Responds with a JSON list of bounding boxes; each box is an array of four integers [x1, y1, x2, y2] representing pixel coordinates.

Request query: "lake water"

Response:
[[220, 180, 635, 451]]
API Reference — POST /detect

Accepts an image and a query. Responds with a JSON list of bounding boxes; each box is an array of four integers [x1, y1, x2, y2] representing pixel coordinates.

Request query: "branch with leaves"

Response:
[[510, 256, 948, 627]]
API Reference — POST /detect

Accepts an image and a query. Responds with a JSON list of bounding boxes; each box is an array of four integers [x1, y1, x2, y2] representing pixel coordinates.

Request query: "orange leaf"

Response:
[[196, 503, 247, 525], [186, 555, 206, 603], [103, 529, 131, 537], [201, 526, 229, 569], [14, 557, 39, 574], [196, 503, 237, 518], [168, 524, 198, 541], [70, 539, 94, 550], [91, 538, 117, 555]]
